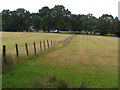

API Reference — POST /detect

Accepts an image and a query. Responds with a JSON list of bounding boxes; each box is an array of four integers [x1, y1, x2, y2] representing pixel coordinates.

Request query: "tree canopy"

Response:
[[2, 5, 120, 36]]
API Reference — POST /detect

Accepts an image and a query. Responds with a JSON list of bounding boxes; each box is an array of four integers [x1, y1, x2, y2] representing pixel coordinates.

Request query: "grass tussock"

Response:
[[29, 74, 89, 88], [2, 54, 15, 72]]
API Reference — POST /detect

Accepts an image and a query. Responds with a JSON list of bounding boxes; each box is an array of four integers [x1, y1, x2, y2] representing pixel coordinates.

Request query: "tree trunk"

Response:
[[90, 32, 92, 35], [57, 30, 59, 33], [47, 30, 50, 33], [87, 32, 88, 35]]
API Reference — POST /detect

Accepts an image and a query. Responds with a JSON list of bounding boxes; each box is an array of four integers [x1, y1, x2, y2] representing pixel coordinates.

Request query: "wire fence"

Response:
[[2, 34, 75, 64]]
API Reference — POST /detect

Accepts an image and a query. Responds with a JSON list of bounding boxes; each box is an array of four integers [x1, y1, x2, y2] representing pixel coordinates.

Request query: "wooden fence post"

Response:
[[61, 41, 63, 45], [53, 41, 55, 48], [56, 41, 57, 47], [3, 45, 6, 63], [47, 40, 49, 49], [59, 41, 60, 46], [33, 42, 37, 54], [57, 41, 59, 47], [25, 43, 29, 56], [56, 41, 58, 47], [15, 44, 19, 57], [55, 41, 56, 47], [51, 40, 53, 47], [57, 41, 58, 47], [54, 41, 56, 47], [40, 41, 42, 52], [43, 41, 46, 50], [60, 41, 61, 45]]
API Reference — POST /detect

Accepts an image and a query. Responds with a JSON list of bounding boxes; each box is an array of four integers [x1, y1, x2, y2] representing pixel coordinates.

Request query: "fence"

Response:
[[2, 34, 74, 64]]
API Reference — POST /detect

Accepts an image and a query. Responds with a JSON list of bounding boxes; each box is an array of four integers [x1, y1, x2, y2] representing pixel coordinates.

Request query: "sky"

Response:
[[0, 0, 119, 18]]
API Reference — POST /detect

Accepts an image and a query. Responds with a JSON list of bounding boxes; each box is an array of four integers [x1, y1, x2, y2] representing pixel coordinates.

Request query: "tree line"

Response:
[[2, 5, 120, 36]]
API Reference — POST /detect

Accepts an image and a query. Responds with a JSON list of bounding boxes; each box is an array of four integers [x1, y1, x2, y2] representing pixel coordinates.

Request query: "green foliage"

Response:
[[2, 9, 30, 32], [2, 6, 119, 36], [96, 14, 116, 35]]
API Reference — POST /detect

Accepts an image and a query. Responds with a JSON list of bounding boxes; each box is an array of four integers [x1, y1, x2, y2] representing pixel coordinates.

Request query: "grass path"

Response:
[[2, 35, 118, 88]]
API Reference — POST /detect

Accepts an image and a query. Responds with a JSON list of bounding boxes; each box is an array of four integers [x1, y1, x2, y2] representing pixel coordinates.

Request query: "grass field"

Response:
[[2, 32, 70, 55], [2, 32, 118, 88]]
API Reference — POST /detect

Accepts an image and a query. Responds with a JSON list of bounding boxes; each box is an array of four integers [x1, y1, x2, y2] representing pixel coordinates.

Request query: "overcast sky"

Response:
[[0, 0, 119, 18]]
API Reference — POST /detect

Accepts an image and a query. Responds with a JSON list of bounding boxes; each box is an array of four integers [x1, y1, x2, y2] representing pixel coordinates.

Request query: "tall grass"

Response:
[[2, 35, 74, 71]]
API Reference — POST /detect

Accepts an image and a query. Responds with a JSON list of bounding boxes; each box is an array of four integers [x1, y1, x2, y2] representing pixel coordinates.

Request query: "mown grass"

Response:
[[2, 33, 118, 88]]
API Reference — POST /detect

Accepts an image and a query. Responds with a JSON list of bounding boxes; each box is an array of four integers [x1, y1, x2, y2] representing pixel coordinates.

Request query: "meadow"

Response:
[[2, 32, 118, 88], [2, 32, 70, 56]]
